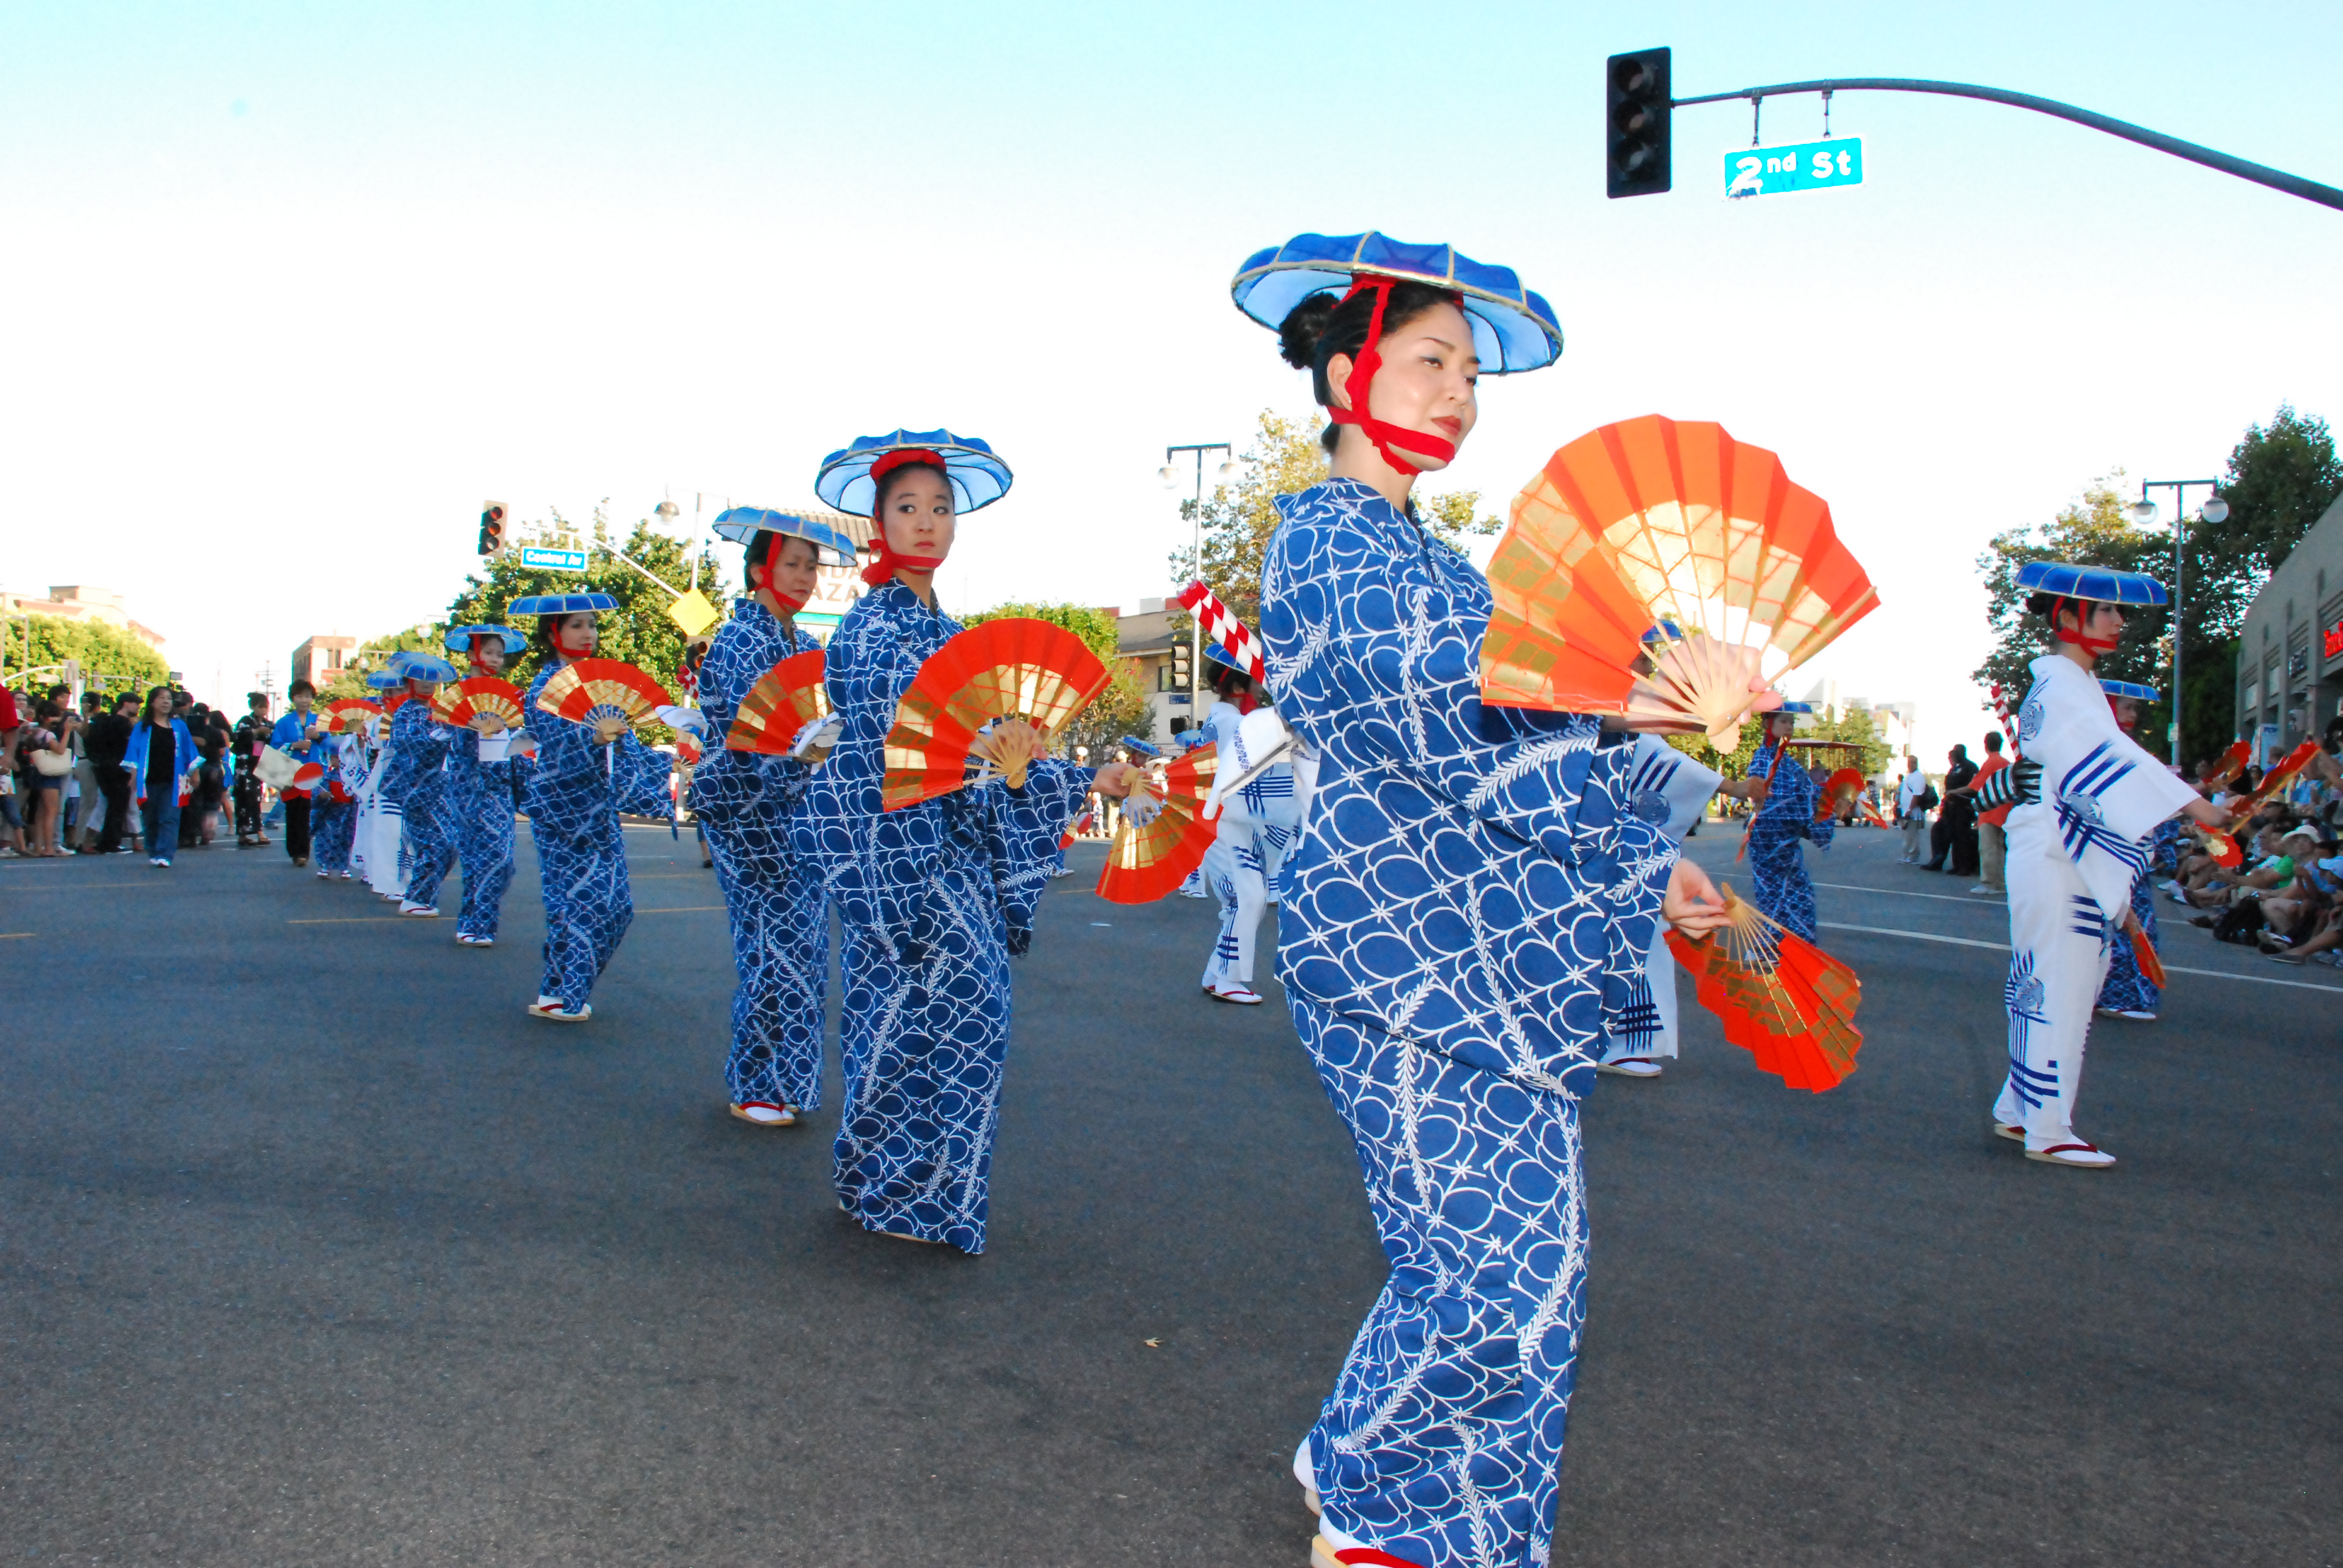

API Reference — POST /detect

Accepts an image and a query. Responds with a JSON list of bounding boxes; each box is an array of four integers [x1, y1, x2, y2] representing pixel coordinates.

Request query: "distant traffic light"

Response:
[[478, 500, 508, 557], [1170, 639, 1193, 688], [1606, 47, 1673, 198]]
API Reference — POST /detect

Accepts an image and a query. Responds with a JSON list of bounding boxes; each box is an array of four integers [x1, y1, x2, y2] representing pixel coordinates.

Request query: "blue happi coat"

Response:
[[310, 735, 368, 875], [445, 724, 520, 940], [379, 699, 457, 909], [522, 661, 674, 1010], [690, 597, 828, 1111], [1259, 477, 1674, 1568], [792, 580, 1093, 1252], [1746, 741, 1833, 941]]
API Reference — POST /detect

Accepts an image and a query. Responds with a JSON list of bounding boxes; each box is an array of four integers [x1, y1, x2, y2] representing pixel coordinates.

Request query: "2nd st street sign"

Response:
[[1726, 136, 1864, 198]]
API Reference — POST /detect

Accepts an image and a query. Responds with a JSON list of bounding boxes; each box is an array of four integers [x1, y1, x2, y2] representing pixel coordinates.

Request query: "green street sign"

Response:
[[1725, 137, 1864, 198]]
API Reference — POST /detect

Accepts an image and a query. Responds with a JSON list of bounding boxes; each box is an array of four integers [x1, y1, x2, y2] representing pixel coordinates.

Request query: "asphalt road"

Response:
[[2, 818, 2337, 1566]]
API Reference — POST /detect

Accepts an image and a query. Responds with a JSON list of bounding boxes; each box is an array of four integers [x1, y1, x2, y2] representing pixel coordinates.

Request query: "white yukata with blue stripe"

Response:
[[1261, 476, 1674, 1568], [1198, 697, 1303, 992], [1994, 655, 2195, 1144], [1601, 734, 1722, 1064]]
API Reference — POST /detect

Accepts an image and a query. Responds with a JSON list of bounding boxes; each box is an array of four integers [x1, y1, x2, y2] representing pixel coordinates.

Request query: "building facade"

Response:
[[1, 585, 166, 651], [291, 636, 359, 691], [2234, 491, 2343, 763]]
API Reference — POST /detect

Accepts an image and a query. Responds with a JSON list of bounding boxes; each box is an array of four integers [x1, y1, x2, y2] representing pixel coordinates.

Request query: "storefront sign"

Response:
[[2323, 618, 2343, 660]]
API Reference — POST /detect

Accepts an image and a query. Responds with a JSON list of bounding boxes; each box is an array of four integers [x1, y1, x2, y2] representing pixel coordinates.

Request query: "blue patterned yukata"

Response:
[[690, 597, 829, 1111], [445, 725, 520, 941], [1259, 477, 1674, 1568], [793, 580, 1094, 1251], [1744, 740, 1832, 941], [521, 662, 675, 1011], [379, 699, 456, 910], [2094, 865, 2163, 1017], [310, 737, 367, 876]]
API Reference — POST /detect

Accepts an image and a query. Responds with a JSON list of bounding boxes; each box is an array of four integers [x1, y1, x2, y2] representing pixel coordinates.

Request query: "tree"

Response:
[[2181, 406, 2343, 760], [2, 615, 169, 701], [1810, 703, 1891, 780], [1168, 408, 1501, 627], [959, 601, 1149, 759], [1973, 471, 2177, 758]]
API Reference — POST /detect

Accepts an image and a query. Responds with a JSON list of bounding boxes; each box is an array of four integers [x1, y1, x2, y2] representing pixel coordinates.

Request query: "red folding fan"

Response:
[[727, 650, 828, 755], [535, 659, 674, 734], [2123, 916, 2168, 990], [2203, 740, 2252, 790], [1665, 887, 1864, 1092], [882, 618, 1111, 811], [324, 698, 379, 734], [431, 676, 526, 733], [291, 761, 325, 791], [2201, 828, 2243, 868], [381, 691, 410, 718], [1097, 743, 1219, 904], [2239, 740, 2322, 806], [1815, 766, 1865, 822]]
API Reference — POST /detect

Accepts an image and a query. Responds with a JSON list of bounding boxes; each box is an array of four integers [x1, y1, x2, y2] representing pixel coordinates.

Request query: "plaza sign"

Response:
[[1726, 137, 1864, 198]]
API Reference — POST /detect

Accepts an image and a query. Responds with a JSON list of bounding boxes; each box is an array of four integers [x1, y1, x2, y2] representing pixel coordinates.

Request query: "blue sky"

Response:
[[4, 0, 2339, 759]]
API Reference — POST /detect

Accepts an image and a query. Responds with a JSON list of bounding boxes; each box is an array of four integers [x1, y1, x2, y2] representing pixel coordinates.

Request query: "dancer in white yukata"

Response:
[[1981, 561, 2229, 1168], [1196, 645, 1300, 1005], [1598, 730, 1724, 1079]]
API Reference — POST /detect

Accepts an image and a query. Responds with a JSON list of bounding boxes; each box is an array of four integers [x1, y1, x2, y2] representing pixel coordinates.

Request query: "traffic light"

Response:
[[478, 500, 508, 557], [1606, 47, 1672, 198], [1170, 639, 1193, 689]]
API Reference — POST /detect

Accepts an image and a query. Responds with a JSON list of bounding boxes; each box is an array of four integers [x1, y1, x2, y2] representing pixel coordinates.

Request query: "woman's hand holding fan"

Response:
[[971, 717, 1051, 789], [1664, 884, 1864, 1092]]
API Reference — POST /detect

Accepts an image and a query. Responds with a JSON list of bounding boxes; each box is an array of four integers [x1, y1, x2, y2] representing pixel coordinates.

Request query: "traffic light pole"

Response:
[[1666, 76, 2343, 211]]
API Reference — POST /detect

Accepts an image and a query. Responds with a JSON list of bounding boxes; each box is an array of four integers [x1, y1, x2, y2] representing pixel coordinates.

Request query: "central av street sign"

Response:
[[519, 544, 589, 572], [1725, 136, 1864, 198]]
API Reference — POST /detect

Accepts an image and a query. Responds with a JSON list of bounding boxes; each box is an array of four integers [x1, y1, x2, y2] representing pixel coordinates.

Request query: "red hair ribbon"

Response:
[[1328, 275, 1464, 478], [862, 448, 948, 586]]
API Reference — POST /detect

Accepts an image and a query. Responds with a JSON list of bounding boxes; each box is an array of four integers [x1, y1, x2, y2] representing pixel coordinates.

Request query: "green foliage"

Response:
[[1417, 488, 1503, 543], [442, 511, 722, 699], [962, 601, 1148, 759], [1972, 471, 2175, 759], [1971, 409, 2343, 769], [2, 615, 169, 699], [1810, 704, 1891, 779], [960, 601, 1122, 662]]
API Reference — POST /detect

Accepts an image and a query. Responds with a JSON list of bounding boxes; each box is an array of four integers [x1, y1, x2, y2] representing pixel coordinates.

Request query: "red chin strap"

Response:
[[1328, 275, 1463, 479], [748, 560, 808, 615], [1233, 690, 1259, 716], [466, 633, 500, 677], [862, 448, 949, 587], [2051, 595, 2120, 656]]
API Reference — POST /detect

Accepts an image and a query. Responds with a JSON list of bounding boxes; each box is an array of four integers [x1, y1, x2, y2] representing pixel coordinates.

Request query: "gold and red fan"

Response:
[[1665, 887, 1864, 1092], [2203, 740, 2252, 789], [381, 691, 410, 718], [1096, 743, 1219, 904], [1483, 414, 1879, 750], [1815, 766, 1866, 822], [882, 618, 1111, 811], [2201, 828, 2243, 869], [535, 658, 675, 735], [727, 650, 829, 755], [324, 698, 379, 734], [2240, 740, 2322, 806], [2123, 916, 2168, 989], [431, 676, 526, 733], [675, 733, 703, 767]]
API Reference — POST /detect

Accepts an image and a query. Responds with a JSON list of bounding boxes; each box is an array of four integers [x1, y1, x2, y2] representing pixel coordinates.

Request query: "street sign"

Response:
[[519, 545, 588, 572], [666, 589, 719, 638], [1725, 136, 1863, 198]]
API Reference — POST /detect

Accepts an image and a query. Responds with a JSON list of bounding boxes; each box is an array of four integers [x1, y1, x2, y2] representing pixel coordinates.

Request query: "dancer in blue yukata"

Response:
[[794, 431, 1141, 1250], [510, 592, 675, 1024], [1196, 644, 1300, 1005], [309, 714, 368, 880], [1230, 231, 1730, 1568], [1733, 704, 1832, 942], [694, 506, 859, 1128], [2092, 679, 2171, 1022], [377, 652, 461, 918], [1599, 729, 1726, 1080], [1980, 563, 2226, 1168], [441, 624, 528, 947]]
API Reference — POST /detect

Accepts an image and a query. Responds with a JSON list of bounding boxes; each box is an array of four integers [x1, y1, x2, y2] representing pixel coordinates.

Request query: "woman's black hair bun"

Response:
[[1278, 292, 1337, 370]]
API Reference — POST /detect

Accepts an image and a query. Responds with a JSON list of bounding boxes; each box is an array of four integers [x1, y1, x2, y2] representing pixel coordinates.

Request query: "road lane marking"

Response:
[[1817, 921, 2343, 991], [288, 916, 411, 924], [1814, 881, 2004, 906], [0, 932, 32, 939]]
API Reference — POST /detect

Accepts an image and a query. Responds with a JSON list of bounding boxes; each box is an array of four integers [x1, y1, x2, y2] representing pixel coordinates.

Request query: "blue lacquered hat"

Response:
[[815, 430, 1013, 516], [711, 506, 859, 566], [2014, 561, 2169, 607], [444, 623, 525, 653], [1773, 701, 1816, 715], [508, 592, 621, 616], [1203, 642, 1245, 673], [2100, 679, 2161, 702], [388, 652, 459, 682], [1117, 735, 1163, 759], [1231, 232, 1563, 374], [364, 670, 407, 690], [1641, 619, 1683, 643]]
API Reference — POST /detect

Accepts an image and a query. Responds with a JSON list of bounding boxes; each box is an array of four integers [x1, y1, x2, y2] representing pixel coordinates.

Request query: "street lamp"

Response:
[[1162, 442, 1234, 719], [2137, 477, 2224, 761]]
